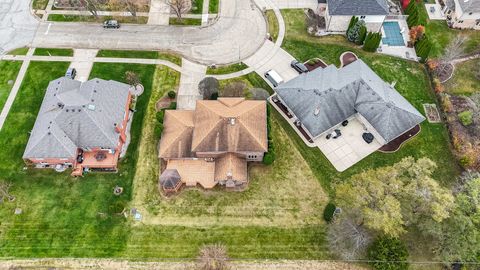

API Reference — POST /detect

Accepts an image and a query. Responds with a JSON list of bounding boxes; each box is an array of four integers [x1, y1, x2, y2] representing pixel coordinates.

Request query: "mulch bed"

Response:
[[378, 125, 421, 152], [272, 98, 293, 119], [156, 97, 173, 111], [305, 58, 328, 71], [341, 52, 358, 67], [437, 63, 454, 83]]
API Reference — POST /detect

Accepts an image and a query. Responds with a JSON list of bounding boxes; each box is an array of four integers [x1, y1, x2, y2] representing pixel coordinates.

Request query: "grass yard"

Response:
[[444, 59, 480, 96], [209, 0, 219, 13], [7, 47, 29, 56], [169, 18, 202, 26], [266, 10, 279, 42], [279, 9, 460, 193], [426, 20, 480, 59], [34, 48, 74, 57], [191, 0, 204, 14], [206, 62, 248, 75], [47, 14, 148, 24], [219, 72, 273, 94], [0, 61, 155, 258], [96, 50, 182, 66], [32, 0, 49, 10], [0, 61, 22, 112]]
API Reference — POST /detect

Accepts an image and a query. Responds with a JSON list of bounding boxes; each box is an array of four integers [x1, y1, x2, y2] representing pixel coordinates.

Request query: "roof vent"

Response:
[[229, 118, 236, 125], [87, 104, 96, 111], [314, 106, 321, 116]]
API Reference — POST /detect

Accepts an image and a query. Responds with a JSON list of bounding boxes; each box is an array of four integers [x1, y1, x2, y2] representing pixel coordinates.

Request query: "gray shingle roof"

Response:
[[457, 0, 480, 14], [275, 59, 425, 143], [23, 77, 131, 159], [327, 0, 389, 15]]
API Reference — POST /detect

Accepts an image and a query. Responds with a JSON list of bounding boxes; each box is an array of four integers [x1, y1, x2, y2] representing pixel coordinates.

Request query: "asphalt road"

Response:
[[0, 0, 38, 54], [31, 0, 267, 64]]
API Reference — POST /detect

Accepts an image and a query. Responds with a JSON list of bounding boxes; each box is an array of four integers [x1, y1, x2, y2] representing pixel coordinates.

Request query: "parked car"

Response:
[[290, 60, 309, 73], [264, 69, 284, 87], [103, 20, 120, 29], [65, 68, 76, 79]]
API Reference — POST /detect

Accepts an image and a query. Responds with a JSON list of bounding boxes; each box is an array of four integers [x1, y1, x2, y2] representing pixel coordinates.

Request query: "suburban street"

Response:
[[0, 0, 38, 54]]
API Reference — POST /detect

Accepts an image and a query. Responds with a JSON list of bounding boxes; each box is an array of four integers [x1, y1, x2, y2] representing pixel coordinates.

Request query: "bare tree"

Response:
[[197, 244, 229, 270], [0, 181, 15, 203], [327, 212, 373, 260], [441, 36, 468, 63], [81, 0, 100, 17], [167, 0, 190, 19], [125, 71, 141, 86], [108, 0, 148, 17]]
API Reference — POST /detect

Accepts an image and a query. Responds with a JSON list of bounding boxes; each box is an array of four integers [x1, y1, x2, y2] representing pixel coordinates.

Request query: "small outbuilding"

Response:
[[159, 169, 182, 193]]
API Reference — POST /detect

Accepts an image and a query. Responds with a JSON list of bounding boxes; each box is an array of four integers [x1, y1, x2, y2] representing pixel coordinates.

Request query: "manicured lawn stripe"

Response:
[[169, 18, 202, 26], [34, 48, 74, 57], [47, 14, 148, 24]]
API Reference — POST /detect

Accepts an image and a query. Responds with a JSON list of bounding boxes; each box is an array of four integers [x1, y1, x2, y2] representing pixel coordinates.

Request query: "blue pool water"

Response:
[[382, 21, 405, 46]]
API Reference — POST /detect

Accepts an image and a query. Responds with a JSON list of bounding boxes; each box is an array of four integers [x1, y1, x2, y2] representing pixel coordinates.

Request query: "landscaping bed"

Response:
[[423, 103, 442, 123], [47, 14, 148, 24]]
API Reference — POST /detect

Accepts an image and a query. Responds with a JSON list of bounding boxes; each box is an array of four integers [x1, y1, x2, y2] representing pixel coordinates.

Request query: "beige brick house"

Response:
[[158, 98, 268, 192]]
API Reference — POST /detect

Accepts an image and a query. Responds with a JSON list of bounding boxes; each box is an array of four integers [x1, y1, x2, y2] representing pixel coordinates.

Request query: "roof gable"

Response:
[[327, 0, 389, 15]]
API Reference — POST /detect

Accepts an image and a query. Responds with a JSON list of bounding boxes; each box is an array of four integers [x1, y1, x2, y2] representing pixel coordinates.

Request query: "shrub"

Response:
[[262, 152, 275, 165], [168, 91, 176, 99], [441, 95, 453, 113], [168, 102, 177, 110], [415, 35, 432, 62], [363, 32, 382, 52], [154, 122, 164, 138], [210, 92, 218, 100], [367, 237, 409, 270], [356, 24, 367, 45], [323, 202, 336, 222], [156, 110, 165, 123], [125, 71, 140, 86], [433, 78, 444, 93], [197, 244, 229, 270], [459, 155, 474, 168], [347, 20, 366, 44], [199, 77, 220, 100], [347, 16, 359, 34], [458, 111, 473, 126]]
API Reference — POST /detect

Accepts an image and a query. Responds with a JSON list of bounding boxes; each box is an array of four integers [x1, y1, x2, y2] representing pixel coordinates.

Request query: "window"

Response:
[[469, 12, 473, 15], [458, 20, 464, 23], [360, 16, 366, 19]]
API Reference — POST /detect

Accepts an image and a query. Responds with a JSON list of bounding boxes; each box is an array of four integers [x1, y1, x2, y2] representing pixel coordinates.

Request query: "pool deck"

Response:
[[379, 19, 418, 61]]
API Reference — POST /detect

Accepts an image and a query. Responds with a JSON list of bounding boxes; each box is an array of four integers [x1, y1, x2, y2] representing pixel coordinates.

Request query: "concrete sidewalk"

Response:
[[176, 58, 206, 110], [148, 0, 170, 25]]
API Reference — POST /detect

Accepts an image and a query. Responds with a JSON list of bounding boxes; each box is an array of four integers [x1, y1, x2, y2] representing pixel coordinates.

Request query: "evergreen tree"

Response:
[[347, 16, 358, 33], [415, 35, 432, 61], [356, 24, 367, 45], [347, 19, 365, 43], [363, 32, 382, 52]]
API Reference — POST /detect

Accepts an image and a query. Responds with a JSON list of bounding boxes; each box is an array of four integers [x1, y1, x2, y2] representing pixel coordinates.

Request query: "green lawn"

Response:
[[0, 60, 329, 259], [47, 14, 148, 24], [206, 62, 248, 75], [279, 9, 460, 193], [266, 10, 279, 42], [96, 50, 182, 66], [191, 0, 204, 14], [32, 0, 49, 10], [426, 20, 480, 59], [7, 47, 29, 56], [0, 61, 155, 257], [34, 48, 74, 57], [444, 59, 480, 96], [209, 0, 220, 13], [169, 18, 202, 26], [0, 61, 22, 112]]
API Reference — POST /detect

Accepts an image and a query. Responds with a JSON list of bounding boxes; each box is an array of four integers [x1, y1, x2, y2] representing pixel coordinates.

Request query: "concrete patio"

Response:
[[315, 116, 382, 172]]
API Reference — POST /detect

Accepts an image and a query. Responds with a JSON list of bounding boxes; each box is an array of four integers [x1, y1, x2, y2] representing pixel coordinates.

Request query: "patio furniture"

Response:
[[362, 132, 374, 144], [430, 6, 435, 13], [326, 129, 342, 140], [95, 152, 107, 161]]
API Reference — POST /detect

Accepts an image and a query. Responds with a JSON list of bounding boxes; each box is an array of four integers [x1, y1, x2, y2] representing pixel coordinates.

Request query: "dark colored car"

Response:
[[290, 60, 309, 73], [65, 68, 76, 79], [103, 20, 120, 29]]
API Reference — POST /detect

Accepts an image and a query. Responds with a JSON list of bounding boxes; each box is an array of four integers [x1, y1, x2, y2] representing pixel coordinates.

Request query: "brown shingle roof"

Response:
[[158, 110, 194, 158], [214, 153, 247, 183], [191, 98, 268, 153]]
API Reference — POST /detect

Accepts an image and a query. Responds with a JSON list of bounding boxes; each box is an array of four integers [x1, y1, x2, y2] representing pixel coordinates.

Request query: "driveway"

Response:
[[31, 0, 267, 65], [0, 0, 38, 54], [243, 40, 299, 88]]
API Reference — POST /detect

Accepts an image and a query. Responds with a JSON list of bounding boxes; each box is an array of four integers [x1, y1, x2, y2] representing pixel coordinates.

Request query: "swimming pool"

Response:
[[382, 21, 405, 46]]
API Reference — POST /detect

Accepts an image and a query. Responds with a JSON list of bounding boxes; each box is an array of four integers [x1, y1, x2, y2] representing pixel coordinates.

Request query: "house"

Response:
[[23, 77, 133, 176], [158, 97, 267, 192], [443, 0, 480, 30], [271, 59, 425, 171], [325, 0, 389, 32]]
